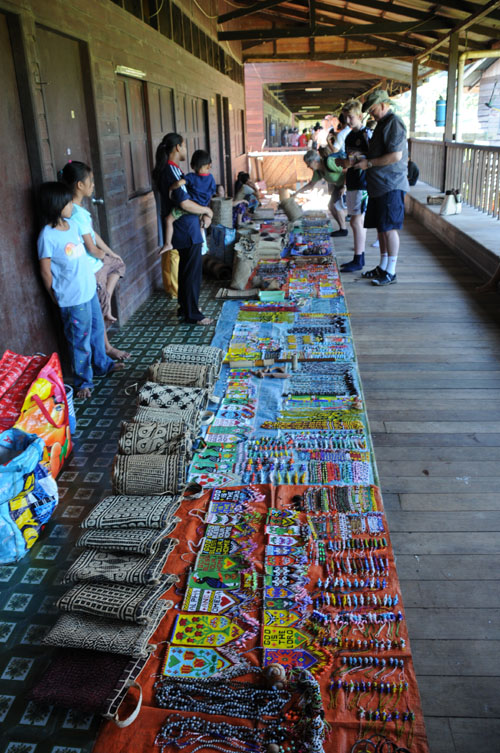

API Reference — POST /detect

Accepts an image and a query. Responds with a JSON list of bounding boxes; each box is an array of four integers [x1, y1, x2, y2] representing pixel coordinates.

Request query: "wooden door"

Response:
[[36, 26, 102, 233], [0, 12, 60, 355], [147, 83, 176, 160]]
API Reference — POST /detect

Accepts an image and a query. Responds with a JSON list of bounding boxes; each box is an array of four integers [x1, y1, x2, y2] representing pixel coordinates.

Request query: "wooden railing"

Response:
[[410, 138, 500, 219], [409, 139, 446, 192], [248, 150, 311, 189]]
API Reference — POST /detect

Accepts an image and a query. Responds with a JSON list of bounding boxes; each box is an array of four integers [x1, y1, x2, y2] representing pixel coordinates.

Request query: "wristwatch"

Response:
[[367, 160, 373, 169]]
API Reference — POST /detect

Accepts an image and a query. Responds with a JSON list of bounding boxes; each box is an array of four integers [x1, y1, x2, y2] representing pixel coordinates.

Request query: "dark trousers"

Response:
[[177, 242, 204, 322]]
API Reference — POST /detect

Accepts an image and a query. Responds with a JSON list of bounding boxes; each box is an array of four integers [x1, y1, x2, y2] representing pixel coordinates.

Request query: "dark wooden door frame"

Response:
[[222, 96, 232, 196]]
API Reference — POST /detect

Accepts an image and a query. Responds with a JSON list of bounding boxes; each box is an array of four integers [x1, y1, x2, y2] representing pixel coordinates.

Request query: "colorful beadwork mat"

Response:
[[90, 216, 429, 753]]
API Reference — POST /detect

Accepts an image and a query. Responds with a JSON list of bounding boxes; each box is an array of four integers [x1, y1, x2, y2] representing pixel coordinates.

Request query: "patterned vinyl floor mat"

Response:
[[0, 283, 222, 753]]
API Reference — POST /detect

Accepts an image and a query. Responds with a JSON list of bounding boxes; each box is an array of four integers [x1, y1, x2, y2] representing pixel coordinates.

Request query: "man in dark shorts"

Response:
[[356, 90, 409, 286]]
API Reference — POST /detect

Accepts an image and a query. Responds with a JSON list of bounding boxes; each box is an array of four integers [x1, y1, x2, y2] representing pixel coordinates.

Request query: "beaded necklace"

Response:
[[155, 678, 291, 718]]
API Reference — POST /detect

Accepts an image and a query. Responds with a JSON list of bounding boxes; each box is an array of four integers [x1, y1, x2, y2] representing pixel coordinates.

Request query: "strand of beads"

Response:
[[155, 678, 291, 718]]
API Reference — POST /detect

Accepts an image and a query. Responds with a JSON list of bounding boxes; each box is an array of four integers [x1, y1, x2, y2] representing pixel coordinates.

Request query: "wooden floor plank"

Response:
[[386, 511, 500, 532], [341, 215, 500, 749], [411, 640, 500, 676], [399, 493, 500, 511], [450, 718, 500, 753], [405, 609, 500, 640], [416, 676, 500, 717], [394, 554, 500, 580], [397, 579, 499, 607]]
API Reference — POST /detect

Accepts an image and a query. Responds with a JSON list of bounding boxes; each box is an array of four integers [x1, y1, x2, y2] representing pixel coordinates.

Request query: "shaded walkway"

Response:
[[336, 217, 500, 753], [1, 219, 499, 752]]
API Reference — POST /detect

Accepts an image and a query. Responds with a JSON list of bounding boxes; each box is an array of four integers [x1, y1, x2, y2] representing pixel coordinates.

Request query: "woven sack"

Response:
[[131, 409, 199, 438], [64, 544, 179, 586], [77, 527, 170, 556], [137, 382, 209, 412], [118, 422, 192, 457], [230, 251, 254, 291], [56, 579, 171, 624], [281, 197, 303, 221], [160, 344, 224, 377], [211, 197, 233, 228], [81, 493, 182, 529], [43, 600, 169, 658], [111, 452, 187, 496], [28, 649, 149, 726], [147, 362, 215, 389]]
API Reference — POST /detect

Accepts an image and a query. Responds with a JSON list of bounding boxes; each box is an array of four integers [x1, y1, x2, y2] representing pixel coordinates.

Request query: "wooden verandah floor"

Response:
[[336, 216, 500, 753]]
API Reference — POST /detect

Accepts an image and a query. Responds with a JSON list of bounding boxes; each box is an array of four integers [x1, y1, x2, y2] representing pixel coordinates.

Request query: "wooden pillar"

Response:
[[244, 64, 265, 151], [444, 32, 459, 142], [409, 58, 419, 140]]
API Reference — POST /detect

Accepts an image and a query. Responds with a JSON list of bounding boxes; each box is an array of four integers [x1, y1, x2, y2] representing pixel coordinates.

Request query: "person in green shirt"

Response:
[[293, 149, 347, 236]]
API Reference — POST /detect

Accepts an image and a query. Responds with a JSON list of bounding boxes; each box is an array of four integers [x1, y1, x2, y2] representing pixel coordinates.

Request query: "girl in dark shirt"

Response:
[[153, 133, 213, 325]]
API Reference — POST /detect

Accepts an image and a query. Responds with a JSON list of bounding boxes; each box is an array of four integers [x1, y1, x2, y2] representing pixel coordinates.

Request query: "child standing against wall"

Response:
[[61, 161, 129, 361], [37, 182, 121, 399]]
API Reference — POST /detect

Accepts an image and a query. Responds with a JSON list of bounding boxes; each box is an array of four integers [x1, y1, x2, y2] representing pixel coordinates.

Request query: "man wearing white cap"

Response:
[[356, 90, 409, 286]]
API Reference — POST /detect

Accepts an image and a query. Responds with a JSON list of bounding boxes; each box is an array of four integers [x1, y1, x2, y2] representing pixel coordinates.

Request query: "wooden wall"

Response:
[[0, 0, 247, 353]]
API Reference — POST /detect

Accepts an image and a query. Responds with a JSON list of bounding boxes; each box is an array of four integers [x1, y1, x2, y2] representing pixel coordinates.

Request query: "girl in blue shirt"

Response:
[[37, 182, 120, 399], [61, 161, 129, 361]]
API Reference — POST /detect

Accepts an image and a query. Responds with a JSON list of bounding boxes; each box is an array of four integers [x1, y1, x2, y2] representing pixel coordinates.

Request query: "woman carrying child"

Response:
[[160, 149, 215, 257], [60, 161, 129, 360], [37, 182, 122, 399], [153, 133, 214, 325]]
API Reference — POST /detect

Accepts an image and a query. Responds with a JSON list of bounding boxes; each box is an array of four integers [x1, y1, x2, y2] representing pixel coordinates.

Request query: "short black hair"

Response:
[[190, 149, 211, 171], [59, 161, 92, 193], [39, 182, 73, 227]]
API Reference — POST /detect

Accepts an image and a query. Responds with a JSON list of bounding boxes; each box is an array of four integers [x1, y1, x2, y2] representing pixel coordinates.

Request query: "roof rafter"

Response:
[[219, 18, 460, 42], [217, 0, 286, 25], [416, 0, 500, 59]]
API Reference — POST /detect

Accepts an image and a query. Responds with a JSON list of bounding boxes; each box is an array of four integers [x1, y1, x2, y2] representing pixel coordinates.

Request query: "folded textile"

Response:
[[81, 494, 182, 529], [137, 382, 208, 412], [56, 580, 171, 624], [112, 453, 187, 496], [43, 600, 169, 657], [64, 543, 179, 586], [118, 422, 192, 458], [77, 527, 171, 555], [28, 648, 148, 723], [147, 362, 215, 390], [160, 344, 224, 377]]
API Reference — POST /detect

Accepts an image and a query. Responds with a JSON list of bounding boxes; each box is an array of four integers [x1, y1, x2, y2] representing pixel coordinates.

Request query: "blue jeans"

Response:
[[60, 293, 114, 391]]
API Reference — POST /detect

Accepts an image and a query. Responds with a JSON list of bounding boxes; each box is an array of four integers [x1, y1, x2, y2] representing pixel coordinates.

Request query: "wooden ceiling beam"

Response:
[[285, 0, 500, 26], [219, 18, 458, 41], [218, 0, 287, 25], [416, 0, 500, 59], [244, 47, 423, 60]]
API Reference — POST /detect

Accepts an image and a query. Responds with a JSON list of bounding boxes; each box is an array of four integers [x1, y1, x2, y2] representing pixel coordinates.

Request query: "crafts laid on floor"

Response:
[[29, 208, 429, 753]]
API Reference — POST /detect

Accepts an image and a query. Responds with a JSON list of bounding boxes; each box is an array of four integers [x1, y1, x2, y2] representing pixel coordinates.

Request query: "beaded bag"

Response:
[[81, 494, 182, 529], [77, 527, 171, 556], [42, 600, 169, 657], [137, 382, 209, 412], [131, 408, 200, 438], [147, 362, 216, 390], [160, 344, 224, 377], [63, 544, 179, 586], [118, 421, 193, 457], [28, 649, 149, 726], [111, 451, 187, 496], [56, 579, 172, 624]]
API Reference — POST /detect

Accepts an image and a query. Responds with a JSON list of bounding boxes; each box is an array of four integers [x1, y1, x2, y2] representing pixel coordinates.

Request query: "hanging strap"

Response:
[[112, 681, 142, 728], [31, 395, 66, 428]]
